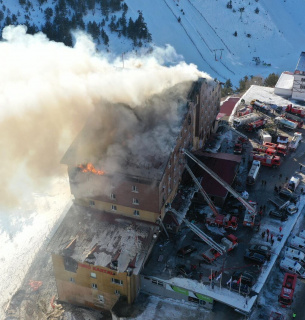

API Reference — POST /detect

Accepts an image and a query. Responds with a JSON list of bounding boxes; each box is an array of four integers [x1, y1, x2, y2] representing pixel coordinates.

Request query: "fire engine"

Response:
[[250, 153, 281, 168], [205, 214, 238, 230], [250, 99, 271, 113], [243, 200, 257, 227], [284, 113, 304, 128], [237, 106, 253, 117], [233, 136, 246, 154], [253, 145, 276, 156], [275, 117, 297, 130], [286, 104, 305, 118], [166, 151, 256, 270], [244, 118, 267, 132], [202, 234, 238, 263], [278, 273, 297, 307], [263, 142, 288, 156], [233, 113, 260, 128]]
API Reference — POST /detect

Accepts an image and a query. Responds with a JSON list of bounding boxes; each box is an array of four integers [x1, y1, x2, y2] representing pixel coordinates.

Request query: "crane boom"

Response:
[[168, 206, 225, 254], [185, 164, 219, 217], [183, 219, 226, 254], [183, 150, 256, 214]]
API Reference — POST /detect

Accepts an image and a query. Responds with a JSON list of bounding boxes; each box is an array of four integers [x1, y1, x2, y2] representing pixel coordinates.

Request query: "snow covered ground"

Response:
[[3, 0, 305, 84], [0, 177, 71, 317]]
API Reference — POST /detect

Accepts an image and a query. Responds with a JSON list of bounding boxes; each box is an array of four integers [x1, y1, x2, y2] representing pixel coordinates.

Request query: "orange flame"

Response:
[[77, 163, 105, 175]]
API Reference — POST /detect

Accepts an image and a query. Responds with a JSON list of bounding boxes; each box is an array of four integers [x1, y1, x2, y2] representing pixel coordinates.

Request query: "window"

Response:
[[91, 272, 96, 278], [98, 295, 104, 303], [301, 78, 305, 82], [110, 193, 116, 200], [133, 198, 139, 205], [132, 185, 138, 193], [89, 200, 95, 206], [115, 289, 120, 295], [134, 210, 140, 216], [112, 278, 123, 285], [70, 277, 75, 283], [92, 283, 98, 289], [300, 84, 305, 89], [111, 205, 117, 211]]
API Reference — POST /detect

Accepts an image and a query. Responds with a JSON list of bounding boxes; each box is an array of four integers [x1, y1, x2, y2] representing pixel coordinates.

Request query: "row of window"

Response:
[[89, 200, 140, 211], [69, 277, 123, 291], [111, 205, 140, 216], [110, 196, 139, 205]]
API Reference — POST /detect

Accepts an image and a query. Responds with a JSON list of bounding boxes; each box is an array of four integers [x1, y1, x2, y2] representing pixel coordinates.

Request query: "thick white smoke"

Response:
[[0, 25, 211, 207]]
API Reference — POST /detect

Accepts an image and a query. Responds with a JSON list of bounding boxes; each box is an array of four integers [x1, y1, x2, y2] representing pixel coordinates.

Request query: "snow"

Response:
[[0, 177, 71, 318], [4, 0, 305, 84]]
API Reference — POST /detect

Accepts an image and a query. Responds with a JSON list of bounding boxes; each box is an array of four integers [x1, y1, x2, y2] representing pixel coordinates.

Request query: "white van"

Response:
[[288, 176, 300, 192], [290, 236, 305, 252], [299, 230, 305, 240], [285, 247, 305, 264], [280, 257, 305, 278]]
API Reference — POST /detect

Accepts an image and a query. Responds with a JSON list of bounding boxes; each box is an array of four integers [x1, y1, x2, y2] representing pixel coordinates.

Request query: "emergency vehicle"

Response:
[[280, 257, 305, 278], [250, 99, 271, 113], [202, 234, 238, 263], [244, 118, 267, 132], [284, 113, 304, 128], [253, 145, 276, 156], [205, 214, 238, 230], [246, 160, 261, 185], [250, 153, 281, 168], [286, 104, 305, 118], [263, 142, 288, 156], [278, 273, 297, 307]]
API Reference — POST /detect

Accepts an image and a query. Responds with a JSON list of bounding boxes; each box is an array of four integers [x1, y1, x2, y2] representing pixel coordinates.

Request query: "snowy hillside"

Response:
[[1, 0, 305, 84]]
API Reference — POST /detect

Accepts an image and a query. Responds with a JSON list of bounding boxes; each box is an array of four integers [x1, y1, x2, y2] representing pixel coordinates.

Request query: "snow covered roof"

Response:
[[240, 85, 303, 107], [48, 204, 158, 274], [275, 72, 294, 90]]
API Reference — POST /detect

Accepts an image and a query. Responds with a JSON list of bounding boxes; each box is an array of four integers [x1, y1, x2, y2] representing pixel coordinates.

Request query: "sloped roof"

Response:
[[192, 151, 242, 198]]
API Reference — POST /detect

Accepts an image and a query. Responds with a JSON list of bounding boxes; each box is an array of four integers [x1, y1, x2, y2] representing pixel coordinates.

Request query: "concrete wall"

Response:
[[292, 74, 305, 101]]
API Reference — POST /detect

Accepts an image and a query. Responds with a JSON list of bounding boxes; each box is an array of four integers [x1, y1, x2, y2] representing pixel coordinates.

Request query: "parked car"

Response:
[[177, 245, 197, 257], [286, 203, 298, 215], [176, 264, 192, 277], [248, 244, 271, 260], [279, 188, 299, 204], [244, 250, 266, 265], [232, 271, 255, 287], [269, 210, 288, 221]]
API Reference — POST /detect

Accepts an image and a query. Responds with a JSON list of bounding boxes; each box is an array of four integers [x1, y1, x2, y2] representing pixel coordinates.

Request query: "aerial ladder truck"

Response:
[[182, 150, 257, 227]]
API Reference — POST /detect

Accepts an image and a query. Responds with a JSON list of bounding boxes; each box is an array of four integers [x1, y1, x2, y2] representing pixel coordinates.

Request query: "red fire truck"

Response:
[[250, 153, 281, 168], [278, 273, 297, 307], [205, 214, 238, 230], [237, 106, 253, 117], [253, 145, 276, 156], [286, 104, 305, 118], [245, 118, 267, 132], [202, 234, 238, 263], [263, 142, 288, 156]]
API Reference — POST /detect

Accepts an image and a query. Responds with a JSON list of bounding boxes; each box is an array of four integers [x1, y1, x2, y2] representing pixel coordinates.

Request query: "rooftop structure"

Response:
[[274, 72, 294, 97]]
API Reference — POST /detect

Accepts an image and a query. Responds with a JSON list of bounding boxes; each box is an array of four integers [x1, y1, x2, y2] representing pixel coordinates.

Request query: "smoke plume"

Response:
[[0, 25, 211, 207]]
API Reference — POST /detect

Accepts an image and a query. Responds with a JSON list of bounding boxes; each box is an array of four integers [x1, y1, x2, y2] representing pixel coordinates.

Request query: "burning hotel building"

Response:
[[49, 77, 221, 311]]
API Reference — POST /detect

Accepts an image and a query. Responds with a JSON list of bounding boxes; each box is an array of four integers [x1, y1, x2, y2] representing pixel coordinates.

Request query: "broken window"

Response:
[[98, 295, 104, 303], [115, 289, 120, 295], [64, 257, 78, 273], [70, 277, 75, 283], [112, 278, 123, 285]]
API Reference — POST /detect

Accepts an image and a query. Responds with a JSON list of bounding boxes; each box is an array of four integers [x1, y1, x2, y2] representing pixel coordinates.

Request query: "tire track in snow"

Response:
[[162, 0, 227, 81]]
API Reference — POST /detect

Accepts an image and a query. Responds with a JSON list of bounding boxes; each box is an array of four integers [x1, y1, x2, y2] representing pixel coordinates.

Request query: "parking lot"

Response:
[[141, 100, 305, 318]]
